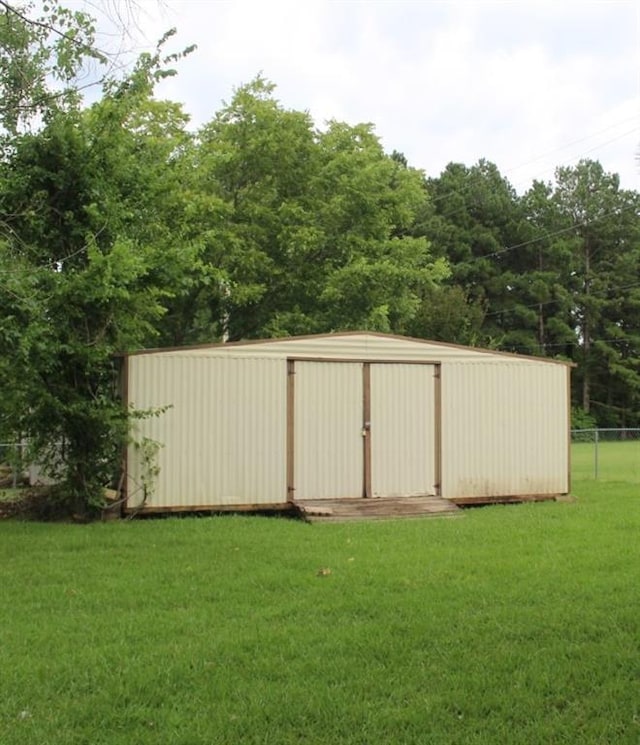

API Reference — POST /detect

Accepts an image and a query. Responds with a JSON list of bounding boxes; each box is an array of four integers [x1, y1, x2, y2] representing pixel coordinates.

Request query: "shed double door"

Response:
[[289, 360, 438, 500]]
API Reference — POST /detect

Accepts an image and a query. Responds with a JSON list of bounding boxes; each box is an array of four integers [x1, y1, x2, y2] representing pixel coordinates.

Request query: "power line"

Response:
[[507, 127, 639, 193], [424, 142, 639, 231], [484, 281, 640, 319], [0, 223, 109, 276], [502, 116, 640, 178], [544, 338, 639, 348], [425, 117, 640, 207], [440, 199, 640, 266]]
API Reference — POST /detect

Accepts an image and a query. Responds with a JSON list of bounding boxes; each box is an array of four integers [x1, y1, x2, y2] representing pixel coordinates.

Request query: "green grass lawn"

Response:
[[2, 481, 640, 743], [572, 439, 640, 482]]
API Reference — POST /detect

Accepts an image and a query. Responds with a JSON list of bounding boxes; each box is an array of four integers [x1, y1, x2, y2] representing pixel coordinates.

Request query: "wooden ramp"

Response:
[[294, 496, 461, 523]]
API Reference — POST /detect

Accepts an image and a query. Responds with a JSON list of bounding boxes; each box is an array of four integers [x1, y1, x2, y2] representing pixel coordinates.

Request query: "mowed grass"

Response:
[[2, 481, 640, 744], [572, 439, 640, 482]]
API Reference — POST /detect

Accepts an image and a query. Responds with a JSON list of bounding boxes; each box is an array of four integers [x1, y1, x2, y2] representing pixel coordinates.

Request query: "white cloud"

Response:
[[120, 0, 640, 192]]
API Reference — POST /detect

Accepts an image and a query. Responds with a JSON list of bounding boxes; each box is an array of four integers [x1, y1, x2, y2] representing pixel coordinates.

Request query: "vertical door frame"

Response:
[[433, 363, 442, 497], [286, 358, 296, 501], [120, 353, 131, 508], [286, 357, 442, 502], [363, 363, 372, 498]]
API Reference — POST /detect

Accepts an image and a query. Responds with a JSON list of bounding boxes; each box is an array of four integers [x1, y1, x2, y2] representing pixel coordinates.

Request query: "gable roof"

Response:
[[124, 331, 573, 367]]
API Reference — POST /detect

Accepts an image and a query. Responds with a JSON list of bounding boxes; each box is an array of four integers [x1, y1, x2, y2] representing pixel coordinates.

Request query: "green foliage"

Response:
[[131, 436, 162, 504], [414, 159, 531, 349], [0, 21, 195, 512], [0, 0, 104, 137], [571, 406, 597, 431], [407, 284, 485, 345], [416, 158, 640, 426], [183, 78, 447, 342], [0, 232, 167, 510], [548, 161, 640, 423]]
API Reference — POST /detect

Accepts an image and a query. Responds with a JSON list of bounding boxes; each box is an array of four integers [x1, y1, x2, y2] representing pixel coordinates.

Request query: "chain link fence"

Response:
[[572, 429, 640, 483], [5, 433, 639, 488]]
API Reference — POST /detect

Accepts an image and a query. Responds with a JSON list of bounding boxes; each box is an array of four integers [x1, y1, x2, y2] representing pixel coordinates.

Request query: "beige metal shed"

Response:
[[122, 332, 571, 513]]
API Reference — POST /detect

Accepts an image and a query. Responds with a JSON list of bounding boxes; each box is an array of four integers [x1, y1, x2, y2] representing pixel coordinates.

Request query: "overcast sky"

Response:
[[102, 0, 640, 193]]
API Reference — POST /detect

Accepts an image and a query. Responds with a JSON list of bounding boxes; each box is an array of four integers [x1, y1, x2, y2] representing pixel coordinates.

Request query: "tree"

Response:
[[183, 78, 448, 341], [310, 119, 448, 333], [414, 160, 529, 348], [0, 0, 106, 138], [192, 77, 321, 341], [0, 30, 195, 511], [406, 284, 485, 346], [515, 179, 576, 356], [550, 160, 640, 423]]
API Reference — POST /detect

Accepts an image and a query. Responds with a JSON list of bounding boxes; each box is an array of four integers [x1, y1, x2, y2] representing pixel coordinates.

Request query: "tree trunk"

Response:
[[582, 240, 591, 413], [538, 303, 545, 352], [537, 247, 545, 352]]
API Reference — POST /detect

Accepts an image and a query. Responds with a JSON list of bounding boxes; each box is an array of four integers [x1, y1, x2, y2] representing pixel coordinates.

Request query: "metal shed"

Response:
[[122, 332, 571, 514]]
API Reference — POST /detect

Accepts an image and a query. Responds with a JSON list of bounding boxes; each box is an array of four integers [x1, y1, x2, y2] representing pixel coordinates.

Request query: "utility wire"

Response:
[[426, 134, 639, 227], [0, 223, 109, 276], [437, 199, 640, 266], [426, 119, 639, 206], [484, 280, 640, 319], [502, 115, 640, 178]]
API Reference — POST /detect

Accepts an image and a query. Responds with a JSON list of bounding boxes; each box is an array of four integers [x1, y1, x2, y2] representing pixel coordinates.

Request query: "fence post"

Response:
[[594, 428, 599, 480]]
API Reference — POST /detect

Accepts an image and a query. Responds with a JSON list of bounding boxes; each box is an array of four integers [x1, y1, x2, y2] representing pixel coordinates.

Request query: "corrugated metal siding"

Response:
[[125, 333, 570, 510], [293, 361, 363, 499], [441, 362, 569, 498], [127, 355, 287, 508], [371, 364, 436, 497]]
